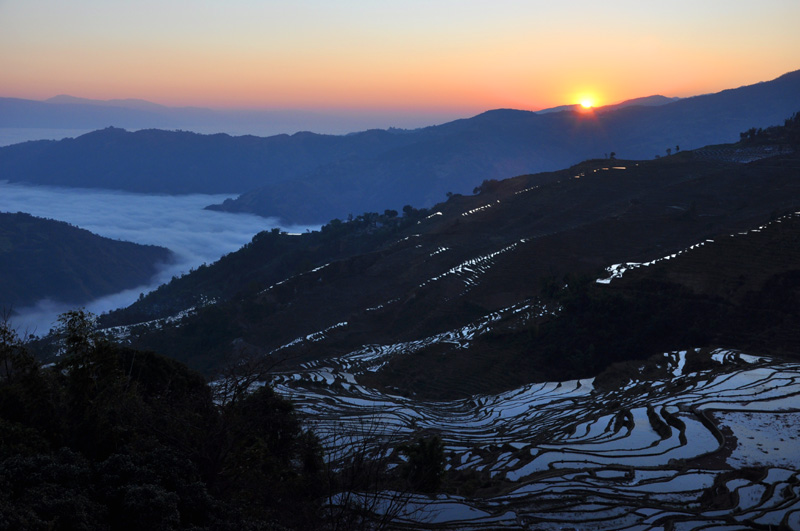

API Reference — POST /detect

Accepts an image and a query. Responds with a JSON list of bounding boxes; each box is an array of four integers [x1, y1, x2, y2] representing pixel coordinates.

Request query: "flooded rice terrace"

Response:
[[269, 346, 800, 530]]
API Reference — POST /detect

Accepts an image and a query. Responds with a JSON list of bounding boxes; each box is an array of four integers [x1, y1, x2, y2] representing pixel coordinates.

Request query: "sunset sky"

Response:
[[2, 0, 799, 116]]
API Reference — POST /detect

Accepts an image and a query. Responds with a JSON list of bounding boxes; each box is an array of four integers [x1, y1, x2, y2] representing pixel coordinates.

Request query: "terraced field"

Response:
[[270, 349, 800, 529]]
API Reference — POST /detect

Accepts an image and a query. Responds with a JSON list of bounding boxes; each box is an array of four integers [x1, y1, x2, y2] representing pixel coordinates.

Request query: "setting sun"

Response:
[[580, 99, 594, 109]]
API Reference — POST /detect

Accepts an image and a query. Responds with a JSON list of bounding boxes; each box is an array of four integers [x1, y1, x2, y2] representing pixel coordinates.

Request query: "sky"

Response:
[[2, 0, 799, 118]]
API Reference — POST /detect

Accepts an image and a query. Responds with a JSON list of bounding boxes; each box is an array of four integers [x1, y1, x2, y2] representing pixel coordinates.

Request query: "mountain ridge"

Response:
[[2, 70, 799, 224], [213, 70, 800, 223]]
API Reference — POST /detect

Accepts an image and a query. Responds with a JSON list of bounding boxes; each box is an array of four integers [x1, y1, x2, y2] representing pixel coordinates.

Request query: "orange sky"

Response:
[[1, 1, 799, 114]]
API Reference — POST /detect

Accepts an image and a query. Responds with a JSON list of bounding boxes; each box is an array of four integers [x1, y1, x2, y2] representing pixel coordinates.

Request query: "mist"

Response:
[[0, 181, 318, 334]]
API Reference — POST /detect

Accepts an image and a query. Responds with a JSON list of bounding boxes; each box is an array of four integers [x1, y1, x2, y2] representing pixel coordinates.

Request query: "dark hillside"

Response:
[[97, 123, 800, 387], [0, 213, 171, 313], [609, 213, 800, 357], [99, 209, 446, 326], [0, 127, 414, 194], [371, 212, 800, 397]]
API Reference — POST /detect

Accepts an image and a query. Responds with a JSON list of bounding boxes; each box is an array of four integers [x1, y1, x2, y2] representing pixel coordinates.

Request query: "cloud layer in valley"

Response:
[[0, 181, 317, 334]]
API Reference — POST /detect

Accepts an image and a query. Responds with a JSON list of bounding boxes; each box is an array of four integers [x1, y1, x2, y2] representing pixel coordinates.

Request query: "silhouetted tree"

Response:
[[473, 179, 500, 195], [0, 311, 328, 529], [0, 313, 36, 383], [321, 418, 423, 530], [398, 435, 445, 493]]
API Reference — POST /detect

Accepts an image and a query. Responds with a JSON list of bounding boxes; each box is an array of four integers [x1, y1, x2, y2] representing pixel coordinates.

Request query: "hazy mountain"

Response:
[[2, 70, 799, 224], [0, 94, 324, 130], [534, 103, 584, 114], [0, 212, 172, 314], [0, 126, 417, 195], [45, 94, 174, 111], [536, 94, 679, 114], [209, 70, 799, 223], [0, 96, 196, 130], [0, 96, 453, 138], [1, 92, 679, 128], [596, 94, 681, 113], [99, 115, 800, 383]]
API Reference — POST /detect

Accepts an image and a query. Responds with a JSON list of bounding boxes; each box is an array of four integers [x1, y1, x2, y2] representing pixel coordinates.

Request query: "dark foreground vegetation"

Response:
[[0, 311, 444, 530]]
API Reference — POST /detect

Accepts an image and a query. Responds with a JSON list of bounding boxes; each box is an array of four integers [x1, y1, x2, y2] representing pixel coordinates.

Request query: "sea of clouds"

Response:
[[0, 181, 318, 334]]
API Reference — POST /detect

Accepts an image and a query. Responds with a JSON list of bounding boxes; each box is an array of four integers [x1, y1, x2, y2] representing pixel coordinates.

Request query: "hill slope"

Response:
[[98, 116, 800, 388], [0, 212, 172, 313]]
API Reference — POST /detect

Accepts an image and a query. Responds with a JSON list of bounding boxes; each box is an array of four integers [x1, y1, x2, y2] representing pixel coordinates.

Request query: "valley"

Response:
[[4, 1, 800, 528], [3, 100, 799, 530], [78, 115, 800, 528]]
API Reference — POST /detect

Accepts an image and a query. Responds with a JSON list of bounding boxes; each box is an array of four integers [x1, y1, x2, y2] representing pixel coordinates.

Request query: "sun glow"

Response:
[[580, 99, 594, 109]]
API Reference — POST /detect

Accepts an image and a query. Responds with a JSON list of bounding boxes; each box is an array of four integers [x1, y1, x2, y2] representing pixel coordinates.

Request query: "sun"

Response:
[[580, 99, 594, 109]]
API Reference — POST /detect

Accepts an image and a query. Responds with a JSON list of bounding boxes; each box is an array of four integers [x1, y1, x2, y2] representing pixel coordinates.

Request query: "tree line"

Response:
[[0, 311, 444, 530]]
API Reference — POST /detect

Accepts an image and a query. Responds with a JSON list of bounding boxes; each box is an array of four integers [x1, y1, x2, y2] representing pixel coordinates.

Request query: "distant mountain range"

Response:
[[0, 212, 171, 314], [0, 95, 215, 130], [0, 93, 679, 132], [1, 70, 798, 224], [535, 95, 680, 114], [0, 95, 453, 137]]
